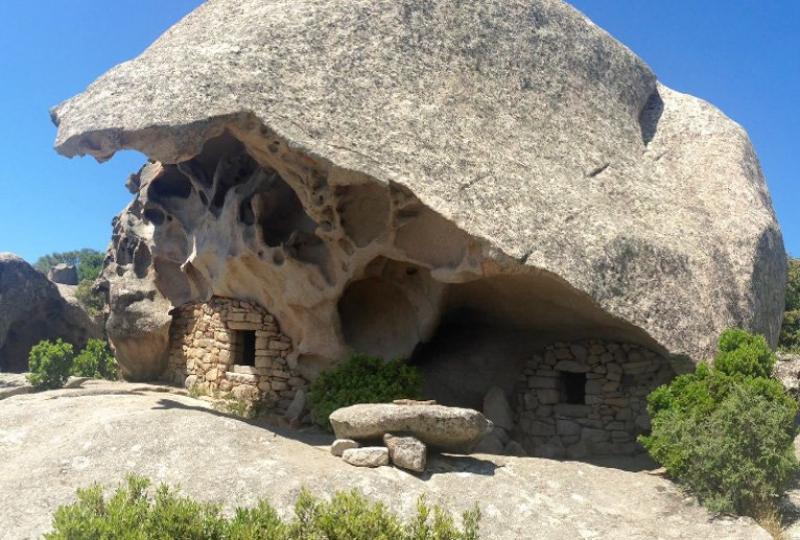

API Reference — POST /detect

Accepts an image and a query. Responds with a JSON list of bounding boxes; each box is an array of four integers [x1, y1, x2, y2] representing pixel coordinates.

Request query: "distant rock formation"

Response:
[[0, 253, 101, 371], [52, 0, 785, 383], [47, 263, 78, 285]]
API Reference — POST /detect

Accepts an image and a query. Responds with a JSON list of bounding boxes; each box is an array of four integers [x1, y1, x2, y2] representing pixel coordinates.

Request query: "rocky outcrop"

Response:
[[51, 0, 785, 381], [48, 264, 78, 285], [329, 403, 493, 453], [99, 194, 172, 380], [0, 381, 773, 540], [0, 253, 101, 372]]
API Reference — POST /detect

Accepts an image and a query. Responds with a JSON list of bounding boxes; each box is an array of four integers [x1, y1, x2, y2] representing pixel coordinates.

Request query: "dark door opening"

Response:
[[559, 372, 587, 404], [236, 330, 256, 366]]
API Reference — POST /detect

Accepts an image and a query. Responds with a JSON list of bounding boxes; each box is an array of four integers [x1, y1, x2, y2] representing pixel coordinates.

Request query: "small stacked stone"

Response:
[[166, 296, 309, 416], [515, 340, 674, 459], [331, 434, 427, 472]]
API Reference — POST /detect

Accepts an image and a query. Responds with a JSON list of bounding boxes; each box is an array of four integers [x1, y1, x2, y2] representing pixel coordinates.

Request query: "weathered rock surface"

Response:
[[341, 446, 389, 468], [51, 0, 786, 381], [483, 386, 514, 431], [47, 264, 78, 285], [775, 351, 800, 400], [384, 433, 427, 473], [0, 381, 771, 539], [100, 198, 173, 381], [0, 372, 32, 400], [0, 253, 100, 371], [330, 403, 493, 453]]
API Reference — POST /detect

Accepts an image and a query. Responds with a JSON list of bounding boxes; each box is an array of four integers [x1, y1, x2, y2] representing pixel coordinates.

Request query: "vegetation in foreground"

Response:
[[308, 353, 423, 430], [27, 338, 118, 390], [779, 258, 800, 352], [46, 475, 481, 540], [640, 328, 798, 522]]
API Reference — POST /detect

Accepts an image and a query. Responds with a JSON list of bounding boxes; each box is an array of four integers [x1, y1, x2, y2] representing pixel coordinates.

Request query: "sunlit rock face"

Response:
[[52, 0, 786, 382]]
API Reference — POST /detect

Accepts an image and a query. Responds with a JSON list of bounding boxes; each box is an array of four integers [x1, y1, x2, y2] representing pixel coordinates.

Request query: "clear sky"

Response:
[[0, 1, 796, 263]]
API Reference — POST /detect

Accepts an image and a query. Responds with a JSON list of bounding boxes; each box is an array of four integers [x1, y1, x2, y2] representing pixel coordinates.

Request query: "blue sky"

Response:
[[0, 1, 796, 263]]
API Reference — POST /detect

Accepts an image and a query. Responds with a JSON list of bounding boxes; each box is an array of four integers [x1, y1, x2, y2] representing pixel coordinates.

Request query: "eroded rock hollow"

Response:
[[52, 0, 785, 417]]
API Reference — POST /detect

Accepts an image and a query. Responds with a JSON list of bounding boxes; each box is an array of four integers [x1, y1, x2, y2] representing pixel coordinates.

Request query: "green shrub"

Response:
[[76, 250, 105, 282], [714, 328, 775, 378], [27, 339, 74, 390], [46, 475, 481, 540], [780, 310, 800, 352], [308, 354, 423, 429], [75, 279, 106, 317], [72, 339, 118, 380], [786, 258, 800, 312], [640, 328, 798, 515], [779, 258, 800, 352]]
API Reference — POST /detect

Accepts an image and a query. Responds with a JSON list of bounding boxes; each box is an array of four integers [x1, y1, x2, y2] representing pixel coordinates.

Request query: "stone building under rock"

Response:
[[50, 0, 787, 459], [515, 340, 672, 458], [167, 297, 308, 415]]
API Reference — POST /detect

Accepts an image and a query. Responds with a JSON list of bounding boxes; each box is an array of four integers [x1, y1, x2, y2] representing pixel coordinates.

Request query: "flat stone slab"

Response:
[[341, 447, 389, 468], [329, 403, 492, 452]]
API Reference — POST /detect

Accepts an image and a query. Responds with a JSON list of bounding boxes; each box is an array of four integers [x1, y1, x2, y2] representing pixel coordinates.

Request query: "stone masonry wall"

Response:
[[167, 297, 308, 414], [515, 340, 675, 459]]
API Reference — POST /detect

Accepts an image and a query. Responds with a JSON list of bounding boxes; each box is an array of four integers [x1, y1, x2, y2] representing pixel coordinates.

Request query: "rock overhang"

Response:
[[51, 0, 786, 377]]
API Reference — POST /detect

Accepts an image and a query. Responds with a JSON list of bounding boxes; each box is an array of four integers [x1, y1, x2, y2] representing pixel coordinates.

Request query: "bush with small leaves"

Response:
[[74, 279, 106, 317], [27, 339, 74, 390], [46, 475, 481, 540], [308, 353, 423, 430], [640, 328, 798, 517], [72, 339, 118, 380], [779, 258, 800, 352], [714, 328, 775, 379]]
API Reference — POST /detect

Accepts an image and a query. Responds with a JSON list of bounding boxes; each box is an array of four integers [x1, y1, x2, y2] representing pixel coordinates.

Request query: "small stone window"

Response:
[[559, 372, 586, 405], [234, 330, 256, 366]]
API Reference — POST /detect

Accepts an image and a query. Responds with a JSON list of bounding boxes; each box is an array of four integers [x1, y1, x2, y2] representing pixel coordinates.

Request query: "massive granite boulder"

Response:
[[0, 253, 101, 371], [51, 0, 785, 381]]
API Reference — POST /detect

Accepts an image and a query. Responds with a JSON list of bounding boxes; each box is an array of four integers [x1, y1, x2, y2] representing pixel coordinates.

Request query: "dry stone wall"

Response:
[[515, 340, 674, 459], [167, 296, 308, 414]]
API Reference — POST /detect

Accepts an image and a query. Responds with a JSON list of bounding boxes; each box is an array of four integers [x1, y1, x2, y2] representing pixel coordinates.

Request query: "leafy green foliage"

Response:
[[714, 328, 775, 378], [780, 310, 800, 352], [27, 339, 74, 390], [72, 339, 118, 380], [76, 251, 105, 282], [640, 328, 798, 515], [34, 248, 104, 281], [786, 258, 800, 313], [780, 258, 800, 351], [74, 279, 106, 317], [308, 354, 423, 429], [46, 475, 481, 540], [28, 338, 118, 390]]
